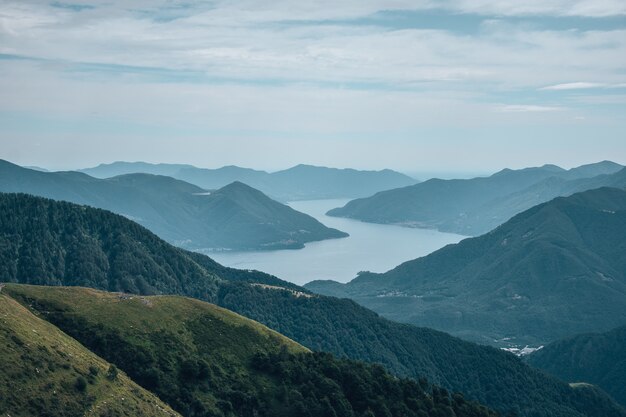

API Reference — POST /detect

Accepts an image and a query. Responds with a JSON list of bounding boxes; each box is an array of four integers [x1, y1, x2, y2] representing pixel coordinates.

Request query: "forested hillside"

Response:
[[527, 325, 626, 407], [310, 187, 626, 346], [0, 160, 346, 250], [4, 284, 498, 417], [1, 192, 624, 417]]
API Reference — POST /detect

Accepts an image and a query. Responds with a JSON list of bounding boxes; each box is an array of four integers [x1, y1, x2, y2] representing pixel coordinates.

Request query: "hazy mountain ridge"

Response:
[[327, 161, 625, 235], [309, 187, 626, 346], [0, 192, 623, 417], [79, 161, 418, 201], [526, 325, 626, 407], [0, 160, 347, 250]]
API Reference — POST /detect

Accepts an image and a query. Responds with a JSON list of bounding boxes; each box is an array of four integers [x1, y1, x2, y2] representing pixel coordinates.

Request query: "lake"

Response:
[[209, 199, 466, 286]]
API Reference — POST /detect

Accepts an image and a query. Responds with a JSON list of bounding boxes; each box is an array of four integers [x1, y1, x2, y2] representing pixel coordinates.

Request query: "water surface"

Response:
[[209, 199, 465, 286]]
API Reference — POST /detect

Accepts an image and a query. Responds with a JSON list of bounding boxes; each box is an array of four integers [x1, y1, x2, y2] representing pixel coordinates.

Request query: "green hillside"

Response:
[[3, 284, 497, 417], [0, 288, 180, 417], [0, 160, 346, 250], [0, 192, 221, 297], [327, 161, 624, 235], [1, 192, 624, 417], [309, 187, 626, 346], [526, 325, 626, 407]]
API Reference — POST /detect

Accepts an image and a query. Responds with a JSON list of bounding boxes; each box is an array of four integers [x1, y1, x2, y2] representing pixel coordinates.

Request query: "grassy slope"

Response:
[[3, 284, 498, 417], [3, 284, 306, 417], [0, 289, 179, 417]]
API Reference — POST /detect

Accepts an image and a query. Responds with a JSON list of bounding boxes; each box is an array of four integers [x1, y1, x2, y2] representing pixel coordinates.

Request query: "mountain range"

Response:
[[526, 325, 626, 408], [308, 187, 626, 347], [0, 160, 347, 251], [327, 161, 625, 235], [0, 191, 623, 417], [79, 162, 419, 201]]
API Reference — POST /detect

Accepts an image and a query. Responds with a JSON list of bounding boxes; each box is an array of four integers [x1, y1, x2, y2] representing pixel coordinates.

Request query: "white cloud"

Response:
[[541, 82, 626, 90], [497, 105, 564, 112], [541, 82, 607, 90]]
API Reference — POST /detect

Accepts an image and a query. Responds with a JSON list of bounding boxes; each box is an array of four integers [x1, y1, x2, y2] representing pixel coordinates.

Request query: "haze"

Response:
[[1, 0, 625, 172]]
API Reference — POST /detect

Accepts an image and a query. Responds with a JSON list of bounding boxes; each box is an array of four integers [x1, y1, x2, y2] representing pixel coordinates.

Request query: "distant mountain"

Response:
[[3, 284, 501, 417], [80, 161, 418, 200], [309, 187, 626, 346], [0, 287, 179, 416], [0, 160, 347, 250], [456, 167, 626, 235], [24, 165, 50, 172], [265, 164, 418, 201], [328, 161, 624, 235], [526, 325, 626, 407], [1, 192, 623, 417]]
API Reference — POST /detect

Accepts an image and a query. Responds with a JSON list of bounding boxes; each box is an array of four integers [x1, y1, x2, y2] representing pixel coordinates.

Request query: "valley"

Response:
[[2, 3, 625, 415], [210, 199, 465, 285]]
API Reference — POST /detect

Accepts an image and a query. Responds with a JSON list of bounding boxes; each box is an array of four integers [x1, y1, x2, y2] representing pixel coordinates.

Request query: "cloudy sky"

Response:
[[0, 0, 625, 174]]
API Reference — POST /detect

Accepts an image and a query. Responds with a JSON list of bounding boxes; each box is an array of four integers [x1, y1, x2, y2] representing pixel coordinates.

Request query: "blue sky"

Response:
[[0, 0, 625, 174]]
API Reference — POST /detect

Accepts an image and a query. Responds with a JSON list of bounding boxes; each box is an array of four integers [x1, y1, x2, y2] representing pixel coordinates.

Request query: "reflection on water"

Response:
[[209, 199, 465, 286]]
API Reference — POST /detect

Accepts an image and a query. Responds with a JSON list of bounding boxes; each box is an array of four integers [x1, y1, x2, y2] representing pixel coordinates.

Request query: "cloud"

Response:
[[0, 0, 624, 171], [497, 104, 564, 112], [540, 82, 626, 90], [540, 82, 605, 90], [447, 0, 626, 17]]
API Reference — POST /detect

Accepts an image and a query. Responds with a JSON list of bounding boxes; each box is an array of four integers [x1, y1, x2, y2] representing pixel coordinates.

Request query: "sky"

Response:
[[0, 0, 625, 174]]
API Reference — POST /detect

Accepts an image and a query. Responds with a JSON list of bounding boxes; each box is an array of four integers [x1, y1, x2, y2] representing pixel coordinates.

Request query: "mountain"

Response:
[[328, 161, 625, 235], [80, 161, 418, 201], [3, 284, 499, 417], [78, 161, 196, 178], [265, 164, 419, 201], [526, 325, 626, 407], [309, 187, 626, 347], [1, 192, 623, 417], [0, 287, 180, 416], [455, 167, 626, 235], [0, 160, 347, 250], [187, 181, 348, 250]]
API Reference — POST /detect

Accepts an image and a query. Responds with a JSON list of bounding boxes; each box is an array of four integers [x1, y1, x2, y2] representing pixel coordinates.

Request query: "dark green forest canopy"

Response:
[[1, 192, 624, 417], [4, 284, 498, 417], [527, 325, 626, 407]]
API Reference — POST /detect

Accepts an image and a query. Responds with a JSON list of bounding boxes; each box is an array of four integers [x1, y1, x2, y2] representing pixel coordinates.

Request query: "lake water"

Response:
[[209, 199, 466, 286]]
